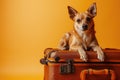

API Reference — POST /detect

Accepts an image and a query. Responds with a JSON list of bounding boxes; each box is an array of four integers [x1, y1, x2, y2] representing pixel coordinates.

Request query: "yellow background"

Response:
[[0, 0, 120, 80]]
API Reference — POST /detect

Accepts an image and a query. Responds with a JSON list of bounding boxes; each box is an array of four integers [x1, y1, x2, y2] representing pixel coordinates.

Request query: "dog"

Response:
[[58, 3, 104, 61]]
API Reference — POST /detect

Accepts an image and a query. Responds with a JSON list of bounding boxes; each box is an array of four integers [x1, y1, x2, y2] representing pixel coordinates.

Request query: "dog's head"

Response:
[[68, 3, 97, 32]]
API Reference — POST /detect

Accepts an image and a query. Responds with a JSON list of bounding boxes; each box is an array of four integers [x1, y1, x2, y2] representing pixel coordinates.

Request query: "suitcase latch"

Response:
[[60, 59, 75, 74]]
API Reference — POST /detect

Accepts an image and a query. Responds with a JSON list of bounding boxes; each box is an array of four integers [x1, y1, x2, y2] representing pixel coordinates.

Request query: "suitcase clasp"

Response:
[[60, 59, 75, 74]]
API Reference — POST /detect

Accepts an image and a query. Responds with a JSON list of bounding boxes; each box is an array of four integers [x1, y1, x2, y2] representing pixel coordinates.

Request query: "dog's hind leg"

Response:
[[58, 32, 71, 50]]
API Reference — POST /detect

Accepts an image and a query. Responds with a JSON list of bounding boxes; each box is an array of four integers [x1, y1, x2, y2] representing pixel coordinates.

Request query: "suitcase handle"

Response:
[[80, 69, 116, 80]]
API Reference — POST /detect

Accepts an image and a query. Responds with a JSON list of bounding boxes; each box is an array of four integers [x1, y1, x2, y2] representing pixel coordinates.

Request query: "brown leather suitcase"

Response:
[[40, 48, 120, 80]]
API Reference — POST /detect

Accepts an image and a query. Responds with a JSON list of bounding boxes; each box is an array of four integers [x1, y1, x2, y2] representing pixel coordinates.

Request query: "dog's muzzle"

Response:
[[82, 25, 88, 31]]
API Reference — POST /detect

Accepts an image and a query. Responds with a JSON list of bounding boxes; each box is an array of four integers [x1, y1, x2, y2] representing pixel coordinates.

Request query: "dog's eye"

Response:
[[86, 17, 91, 22], [77, 19, 81, 23]]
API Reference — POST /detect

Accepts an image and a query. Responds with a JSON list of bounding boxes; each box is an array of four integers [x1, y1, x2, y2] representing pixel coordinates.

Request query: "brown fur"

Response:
[[58, 3, 104, 61]]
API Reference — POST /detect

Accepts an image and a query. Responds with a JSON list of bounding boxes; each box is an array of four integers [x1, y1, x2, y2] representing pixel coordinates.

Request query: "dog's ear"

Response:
[[87, 2, 97, 17], [68, 6, 78, 20]]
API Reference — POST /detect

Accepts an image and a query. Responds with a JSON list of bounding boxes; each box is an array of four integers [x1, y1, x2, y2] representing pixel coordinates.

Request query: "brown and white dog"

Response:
[[58, 3, 104, 61]]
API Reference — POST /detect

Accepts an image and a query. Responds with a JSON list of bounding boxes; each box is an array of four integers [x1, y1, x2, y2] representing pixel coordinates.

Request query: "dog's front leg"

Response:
[[92, 46, 104, 61], [70, 46, 88, 61], [78, 47, 88, 62]]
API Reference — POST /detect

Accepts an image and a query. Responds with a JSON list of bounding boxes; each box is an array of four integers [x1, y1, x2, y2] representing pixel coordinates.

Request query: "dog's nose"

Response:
[[82, 25, 88, 31]]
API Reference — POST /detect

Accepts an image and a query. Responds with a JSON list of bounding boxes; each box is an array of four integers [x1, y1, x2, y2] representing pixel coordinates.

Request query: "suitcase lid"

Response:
[[43, 48, 120, 63]]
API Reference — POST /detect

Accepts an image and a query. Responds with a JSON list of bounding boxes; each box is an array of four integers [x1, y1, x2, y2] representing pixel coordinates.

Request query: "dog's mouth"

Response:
[[82, 28, 88, 31], [82, 25, 88, 31], [75, 25, 88, 32]]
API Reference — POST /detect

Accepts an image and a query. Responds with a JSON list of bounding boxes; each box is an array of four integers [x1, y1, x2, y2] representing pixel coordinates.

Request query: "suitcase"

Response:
[[40, 48, 120, 80]]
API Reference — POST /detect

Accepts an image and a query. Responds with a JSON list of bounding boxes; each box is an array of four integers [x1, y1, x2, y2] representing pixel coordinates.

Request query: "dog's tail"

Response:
[[58, 32, 71, 50]]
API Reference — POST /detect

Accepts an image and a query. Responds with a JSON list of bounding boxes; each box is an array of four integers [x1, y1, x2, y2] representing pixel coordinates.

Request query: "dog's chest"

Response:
[[82, 34, 90, 44], [70, 33, 92, 47], [81, 34, 91, 48], [77, 33, 92, 49]]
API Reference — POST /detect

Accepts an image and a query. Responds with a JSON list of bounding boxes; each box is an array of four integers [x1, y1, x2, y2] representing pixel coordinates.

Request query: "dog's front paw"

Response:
[[80, 53, 88, 62], [93, 46, 104, 61], [97, 51, 104, 61]]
